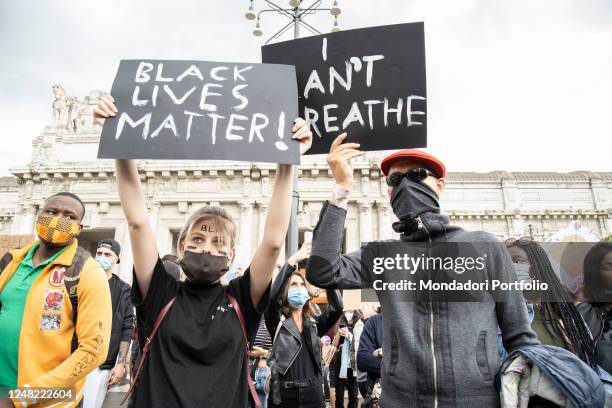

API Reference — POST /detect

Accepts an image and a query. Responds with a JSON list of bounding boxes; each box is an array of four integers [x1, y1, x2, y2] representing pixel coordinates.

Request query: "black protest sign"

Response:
[[98, 60, 300, 164], [262, 22, 426, 155]]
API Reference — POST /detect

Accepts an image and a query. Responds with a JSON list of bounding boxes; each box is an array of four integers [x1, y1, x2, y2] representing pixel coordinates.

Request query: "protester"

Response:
[[353, 312, 368, 399], [326, 323, 340, 408], [504, 237, 595, 366], [265, 241, 343, 408], [333, 310, 363, 408], [94, 96, 312, 408], [357, 312, 383, 397], [306, 135, 540, 408], [0, 192, 112, 407], [249, 318, 273, 408], [320, 335, 333, 405], [83, 239, 134, 408], [578, 241, 612, 394]]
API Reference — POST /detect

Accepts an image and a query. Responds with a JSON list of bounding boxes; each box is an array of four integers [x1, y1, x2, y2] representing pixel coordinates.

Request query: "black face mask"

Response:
[[390, 177, 440, 232], [179, 250, 229, 285]]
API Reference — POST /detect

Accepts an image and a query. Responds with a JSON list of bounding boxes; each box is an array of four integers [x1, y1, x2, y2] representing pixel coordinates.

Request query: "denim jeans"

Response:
[[249, 366, 270, 408]]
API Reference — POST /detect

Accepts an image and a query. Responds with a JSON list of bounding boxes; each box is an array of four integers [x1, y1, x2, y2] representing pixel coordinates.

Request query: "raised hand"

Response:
[[291, 118, 313, 156], [326, 133, 364, 190], [93, 95, 117, 126]]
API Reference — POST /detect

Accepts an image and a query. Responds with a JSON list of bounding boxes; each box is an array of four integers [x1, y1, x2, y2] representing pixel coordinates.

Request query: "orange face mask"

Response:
[[36, 215, 81, 245]]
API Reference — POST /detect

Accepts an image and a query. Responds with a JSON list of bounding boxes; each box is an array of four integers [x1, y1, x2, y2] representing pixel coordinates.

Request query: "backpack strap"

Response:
[[63, 247, 90, 353], [0, 252, 14, 311], [121, 297, 176, 406], [0, 252, 14, 276], [227, 293, 261, 408]]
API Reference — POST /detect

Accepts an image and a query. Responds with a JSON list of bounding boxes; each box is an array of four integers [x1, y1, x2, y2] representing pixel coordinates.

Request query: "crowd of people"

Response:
[[0, 96, 610, 408]]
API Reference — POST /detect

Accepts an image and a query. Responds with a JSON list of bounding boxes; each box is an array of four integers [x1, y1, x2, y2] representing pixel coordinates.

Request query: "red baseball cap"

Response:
[[380, 149, 446, 178]]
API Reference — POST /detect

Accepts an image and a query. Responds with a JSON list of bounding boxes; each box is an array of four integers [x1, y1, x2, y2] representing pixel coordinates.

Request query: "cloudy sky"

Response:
[[0, 0, 610, 175]]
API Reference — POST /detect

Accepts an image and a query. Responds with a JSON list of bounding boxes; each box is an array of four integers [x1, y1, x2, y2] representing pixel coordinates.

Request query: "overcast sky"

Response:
[[0, 0, 610, 175]]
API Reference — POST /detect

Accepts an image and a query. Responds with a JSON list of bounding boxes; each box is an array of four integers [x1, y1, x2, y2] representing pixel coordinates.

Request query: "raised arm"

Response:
[[306, 133, 369, 289], [94, 96, 158, 297], [315, 288, 343, 336], [249, 119, 312, 306], [265, 263, 297, 337]]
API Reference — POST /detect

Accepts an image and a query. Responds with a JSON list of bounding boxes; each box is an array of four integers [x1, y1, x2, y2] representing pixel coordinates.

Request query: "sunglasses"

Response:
[[385, 168, 434, 187], [505, 236, 533, 247]]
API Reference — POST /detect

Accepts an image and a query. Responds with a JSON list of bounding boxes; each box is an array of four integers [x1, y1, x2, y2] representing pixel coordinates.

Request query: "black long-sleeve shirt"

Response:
[[100, 274, 134, 369]]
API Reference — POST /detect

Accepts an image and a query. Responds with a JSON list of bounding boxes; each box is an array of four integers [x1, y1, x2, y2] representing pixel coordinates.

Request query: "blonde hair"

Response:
[[177, 206, 237, 259]]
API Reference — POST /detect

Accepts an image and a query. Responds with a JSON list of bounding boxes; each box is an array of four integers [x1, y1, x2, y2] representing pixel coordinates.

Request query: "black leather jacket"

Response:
[[265, 263, 343, 404]]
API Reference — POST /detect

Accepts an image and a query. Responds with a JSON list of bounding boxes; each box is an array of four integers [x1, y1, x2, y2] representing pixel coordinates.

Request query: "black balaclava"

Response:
[[390, 177, 440, 234]]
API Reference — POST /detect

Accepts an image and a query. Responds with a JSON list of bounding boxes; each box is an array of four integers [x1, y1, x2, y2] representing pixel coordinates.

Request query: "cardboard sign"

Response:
[[262, 22, 427, 155], [98, 60, 300, 164]]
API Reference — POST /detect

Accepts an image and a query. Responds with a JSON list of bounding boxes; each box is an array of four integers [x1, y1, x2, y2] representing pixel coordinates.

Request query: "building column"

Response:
[[377, 203, 393, 240], [115, 221, 133, 285], [510, 211, 526, 237], [18, 204, 37, 235], [501, 176, 524, 237], [604, 213, 612, 238], [239, 201, 254, 256], [258, 203, 268, 243], [501, 177, 521, 212], [358, 201, 373, 245], [148, 201, 160, 236], [590, 176, 610, 211], [86, 202, 101, 229], [361, 169, 370, 197]]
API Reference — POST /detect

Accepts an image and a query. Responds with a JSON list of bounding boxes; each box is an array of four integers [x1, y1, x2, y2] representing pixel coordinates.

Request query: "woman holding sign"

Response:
[[94, 95, 312, 408]]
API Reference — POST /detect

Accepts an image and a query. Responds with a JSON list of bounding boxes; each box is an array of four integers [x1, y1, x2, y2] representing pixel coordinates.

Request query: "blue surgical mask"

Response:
[[96, 255, 113, 271], [513, 262, 532, 283], [287, 287, 310, 308]]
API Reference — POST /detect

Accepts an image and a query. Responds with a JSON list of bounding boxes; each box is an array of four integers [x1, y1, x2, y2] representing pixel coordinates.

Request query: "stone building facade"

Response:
[[1, 87, 610, 284]]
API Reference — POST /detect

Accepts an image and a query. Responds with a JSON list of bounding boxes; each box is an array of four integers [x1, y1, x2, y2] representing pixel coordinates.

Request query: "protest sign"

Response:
[[98, 60, 300, 164], [262, 22, 427, 154]]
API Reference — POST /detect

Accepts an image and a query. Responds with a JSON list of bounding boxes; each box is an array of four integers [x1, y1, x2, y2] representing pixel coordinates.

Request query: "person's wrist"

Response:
[[337, 180, 352, 190], [331, 183, 350, 209]]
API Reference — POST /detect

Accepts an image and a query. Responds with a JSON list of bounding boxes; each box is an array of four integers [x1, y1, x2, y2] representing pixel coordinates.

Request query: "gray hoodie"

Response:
[[306, 202, 539, 408]]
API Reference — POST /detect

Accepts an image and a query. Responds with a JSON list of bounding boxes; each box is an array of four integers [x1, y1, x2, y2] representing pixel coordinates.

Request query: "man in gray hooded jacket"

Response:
[[305, 134, 540, 408]]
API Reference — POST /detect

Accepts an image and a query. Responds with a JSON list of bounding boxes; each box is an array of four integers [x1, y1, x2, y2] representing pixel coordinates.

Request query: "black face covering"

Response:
[[390, 177, 440, 233], [179, 250, 229, 285]]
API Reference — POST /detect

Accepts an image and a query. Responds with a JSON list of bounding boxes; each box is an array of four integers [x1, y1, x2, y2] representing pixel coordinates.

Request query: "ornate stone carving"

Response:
[[52, 85, 68, 126], [51, 85, 96, 132]]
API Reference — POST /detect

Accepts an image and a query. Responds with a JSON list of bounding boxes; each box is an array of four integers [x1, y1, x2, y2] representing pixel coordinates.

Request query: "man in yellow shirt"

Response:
[[0, 192, 112, 407]]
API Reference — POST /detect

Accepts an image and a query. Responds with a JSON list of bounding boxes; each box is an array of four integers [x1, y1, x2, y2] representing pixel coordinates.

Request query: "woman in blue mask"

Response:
[[265, 253, 343, 408]]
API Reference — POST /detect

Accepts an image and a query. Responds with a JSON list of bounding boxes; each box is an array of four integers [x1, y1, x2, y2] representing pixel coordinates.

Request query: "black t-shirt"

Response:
[[281, 329, 319, 382], [130, 258, 270, 408]]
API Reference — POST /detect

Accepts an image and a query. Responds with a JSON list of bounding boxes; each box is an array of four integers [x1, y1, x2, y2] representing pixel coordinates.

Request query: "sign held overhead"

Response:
[[262, 22, 427, 155], [98, 59, 300, 164]]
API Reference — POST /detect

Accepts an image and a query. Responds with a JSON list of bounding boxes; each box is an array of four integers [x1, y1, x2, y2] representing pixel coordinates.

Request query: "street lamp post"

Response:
[[241, 0, 343, 258]]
